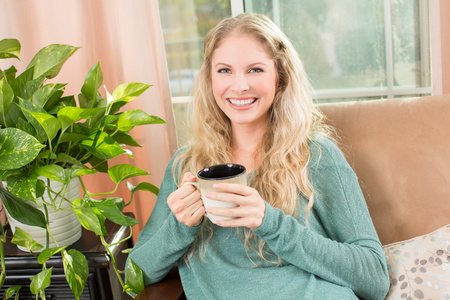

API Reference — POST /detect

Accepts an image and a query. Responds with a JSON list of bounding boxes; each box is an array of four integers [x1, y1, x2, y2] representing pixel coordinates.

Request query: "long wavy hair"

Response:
[[175, 13, 331, 265]]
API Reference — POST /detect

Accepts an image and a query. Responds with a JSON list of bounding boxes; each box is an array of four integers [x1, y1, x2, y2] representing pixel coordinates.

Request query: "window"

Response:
[[159, 0, 433, 145], [242, 0, 431, 102], [159, 0, 231, 146]]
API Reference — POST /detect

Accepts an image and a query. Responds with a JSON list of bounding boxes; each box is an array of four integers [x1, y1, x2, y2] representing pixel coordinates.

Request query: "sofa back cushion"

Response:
[[318, 95, 450, 245]]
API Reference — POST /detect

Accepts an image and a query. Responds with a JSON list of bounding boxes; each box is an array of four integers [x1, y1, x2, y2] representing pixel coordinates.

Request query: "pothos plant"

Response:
[[0, 38, 161, 299]]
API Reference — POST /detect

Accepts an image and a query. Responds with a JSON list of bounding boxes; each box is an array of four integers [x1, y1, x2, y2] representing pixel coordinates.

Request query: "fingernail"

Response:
[[213, 183, 221, 189]]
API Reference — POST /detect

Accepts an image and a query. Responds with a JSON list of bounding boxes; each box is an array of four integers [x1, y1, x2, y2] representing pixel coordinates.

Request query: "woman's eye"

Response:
[[249, 68, 263, 73], [218, 68, 231, 73]]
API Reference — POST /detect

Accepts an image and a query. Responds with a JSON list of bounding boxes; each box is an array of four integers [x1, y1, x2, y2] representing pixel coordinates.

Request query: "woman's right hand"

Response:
[[167, 172, 205, 227]]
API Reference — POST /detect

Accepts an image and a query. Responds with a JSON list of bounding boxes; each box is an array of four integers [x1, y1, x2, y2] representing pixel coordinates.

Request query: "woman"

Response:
[[129, 13, 389, 300]]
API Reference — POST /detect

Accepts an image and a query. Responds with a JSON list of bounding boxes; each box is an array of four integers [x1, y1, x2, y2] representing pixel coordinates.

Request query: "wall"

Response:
[[441, 0, 450, 94]]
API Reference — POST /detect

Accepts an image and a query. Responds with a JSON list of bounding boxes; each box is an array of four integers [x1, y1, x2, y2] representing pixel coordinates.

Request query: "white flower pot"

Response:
[[5, 178, 82, 252]]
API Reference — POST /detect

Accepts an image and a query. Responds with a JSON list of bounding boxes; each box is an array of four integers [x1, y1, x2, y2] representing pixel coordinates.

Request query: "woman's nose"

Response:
[[230, 74, 249, 94]]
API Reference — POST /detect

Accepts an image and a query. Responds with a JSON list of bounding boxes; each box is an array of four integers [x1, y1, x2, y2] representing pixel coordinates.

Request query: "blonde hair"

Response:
[[175, 13, 331, 265]]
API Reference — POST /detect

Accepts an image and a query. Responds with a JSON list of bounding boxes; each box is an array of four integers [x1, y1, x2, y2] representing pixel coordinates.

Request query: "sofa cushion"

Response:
[[318, 95, 450, 245], [383, 224, 450, 300]]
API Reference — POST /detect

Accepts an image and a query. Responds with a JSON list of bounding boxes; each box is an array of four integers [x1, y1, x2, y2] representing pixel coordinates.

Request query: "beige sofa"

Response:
[[136, 94, 450, 300]]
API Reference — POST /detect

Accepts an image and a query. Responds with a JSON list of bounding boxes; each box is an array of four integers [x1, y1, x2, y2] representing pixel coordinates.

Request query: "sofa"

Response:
[[135, 94, 450, 300]]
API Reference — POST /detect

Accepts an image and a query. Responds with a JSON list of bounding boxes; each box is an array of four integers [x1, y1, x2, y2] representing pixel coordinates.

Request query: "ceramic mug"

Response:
[[185, 163, 247, 223]]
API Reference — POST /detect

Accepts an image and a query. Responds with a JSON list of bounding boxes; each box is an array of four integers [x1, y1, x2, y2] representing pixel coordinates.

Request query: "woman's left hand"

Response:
[[205, 183, 265, 230]]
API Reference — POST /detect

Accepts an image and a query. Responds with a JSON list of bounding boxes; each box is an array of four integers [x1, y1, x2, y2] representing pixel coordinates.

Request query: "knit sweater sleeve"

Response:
[[127, 150, 201, 285], [253, 137, 390, 300]]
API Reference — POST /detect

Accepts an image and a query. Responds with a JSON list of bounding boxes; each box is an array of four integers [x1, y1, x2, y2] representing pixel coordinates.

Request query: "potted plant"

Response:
[[0, 38, 159, 299]]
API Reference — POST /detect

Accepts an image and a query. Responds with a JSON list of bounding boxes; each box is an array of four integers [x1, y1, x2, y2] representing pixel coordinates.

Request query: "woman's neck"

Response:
[[230, 123, 268, 172]]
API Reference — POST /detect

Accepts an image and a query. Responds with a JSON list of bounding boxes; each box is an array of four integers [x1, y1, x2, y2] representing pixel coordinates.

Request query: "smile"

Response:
[[227, 98, 257, 107]]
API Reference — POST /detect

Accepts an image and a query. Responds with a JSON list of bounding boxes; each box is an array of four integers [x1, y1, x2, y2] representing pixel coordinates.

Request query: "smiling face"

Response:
[[210, 33, 277, 131]]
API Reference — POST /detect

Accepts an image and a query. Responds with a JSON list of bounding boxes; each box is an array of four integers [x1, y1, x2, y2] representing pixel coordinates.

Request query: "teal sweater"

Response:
[[128, 137, 389, 299]]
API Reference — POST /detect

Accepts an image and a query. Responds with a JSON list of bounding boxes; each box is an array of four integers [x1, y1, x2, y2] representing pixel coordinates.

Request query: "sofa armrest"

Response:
[[135, 266, 185, 300]]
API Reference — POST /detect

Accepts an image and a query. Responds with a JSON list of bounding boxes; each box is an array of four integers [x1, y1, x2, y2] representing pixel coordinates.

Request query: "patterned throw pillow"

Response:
[[383, 224, 450, 300]]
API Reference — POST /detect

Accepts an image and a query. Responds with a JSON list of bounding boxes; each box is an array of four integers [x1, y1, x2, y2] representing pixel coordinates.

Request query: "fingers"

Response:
[[212, 182, 251, 197], [210, 203, 265, 230], [181, 172, 197, 186], [167, 172, 204, 227], [204, 183, 265, 230], [205, 183, 252, 205]]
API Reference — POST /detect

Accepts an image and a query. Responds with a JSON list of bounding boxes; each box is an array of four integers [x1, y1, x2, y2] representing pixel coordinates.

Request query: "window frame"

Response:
[[170, 0, 441, 104]]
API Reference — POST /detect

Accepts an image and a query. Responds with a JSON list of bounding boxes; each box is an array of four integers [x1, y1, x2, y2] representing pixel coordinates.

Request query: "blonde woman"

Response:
[[129, 13, 389, 300]]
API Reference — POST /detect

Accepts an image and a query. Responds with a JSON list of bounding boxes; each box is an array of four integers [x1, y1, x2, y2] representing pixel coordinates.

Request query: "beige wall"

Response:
[[441, 0, 450, 94]]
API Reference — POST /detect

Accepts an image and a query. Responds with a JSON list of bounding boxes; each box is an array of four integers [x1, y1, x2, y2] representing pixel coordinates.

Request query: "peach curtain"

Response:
[[0, 0, 178, 241]]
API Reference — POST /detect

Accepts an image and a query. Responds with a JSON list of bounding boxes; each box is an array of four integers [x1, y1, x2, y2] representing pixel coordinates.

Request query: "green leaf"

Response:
[[108, 164, 149, 184], [55, 153, 84, 167], [10, 67, 33, 98], [111, 82, 151, 103], [81, 62, 103, 104], [62, 249, 89, 299], [59, 132, 89, 143], [34, 165, 68, 183], [0, 185, 46, 228], [7, 173, 41, 202], [37, 247, 67, 264], [15, 115, 36, 135], [36, 178, 46, 199], [0, 128, 45, 170], [81, 131, 126, 160], [117, 109, 165, 131], [31, 83, 66, 108], [0, 38, 20, 59], [101, 114, 120, 127], [5, 286, 22, 300], [121, 248, 132, 254], [108, 100, 128, 115], [72, 203, 105, 236], [92, 197, 140, 226], [17, 97, 47, 142], [110, 131, 140, 147], [0, 65, 18, 82], [11, 227, 44, 252], [38, 149, 57, 161], [128, 181, 159, 196], [47, 95, 77, 114], [124, 259, 144, 295], [20, 108, 62, 142], [27, 44, 80, 79], [87, 155, 108, 172], [0, 78, 14, 123], [78, 92, 87, 108], [57, 106, 104, 130], [21, 77, 45, 100], [30, 267, 52, 295], [38, 246, 68, 264], [70, 167, 97, 178]]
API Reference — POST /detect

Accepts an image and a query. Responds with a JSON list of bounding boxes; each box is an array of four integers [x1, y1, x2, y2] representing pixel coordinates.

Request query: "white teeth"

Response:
[[228, 98, 256, 106]]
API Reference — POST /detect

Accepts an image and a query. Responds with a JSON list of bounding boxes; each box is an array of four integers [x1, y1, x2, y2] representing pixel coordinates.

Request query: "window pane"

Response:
[[244, 0, 430, 96], [159, 0, 231, 97], [245, 0, 387, 91], [159, 0, 231, 146], [391, 0, 430, 88]]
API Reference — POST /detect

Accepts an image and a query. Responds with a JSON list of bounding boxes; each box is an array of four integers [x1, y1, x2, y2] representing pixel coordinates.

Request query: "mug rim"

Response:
[[197, 163, 246, 181]]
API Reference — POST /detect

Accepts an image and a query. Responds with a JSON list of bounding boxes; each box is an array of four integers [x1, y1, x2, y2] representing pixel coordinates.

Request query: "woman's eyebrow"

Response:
[[214, 62, 268, 68], [214, 62, 232, 68]]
